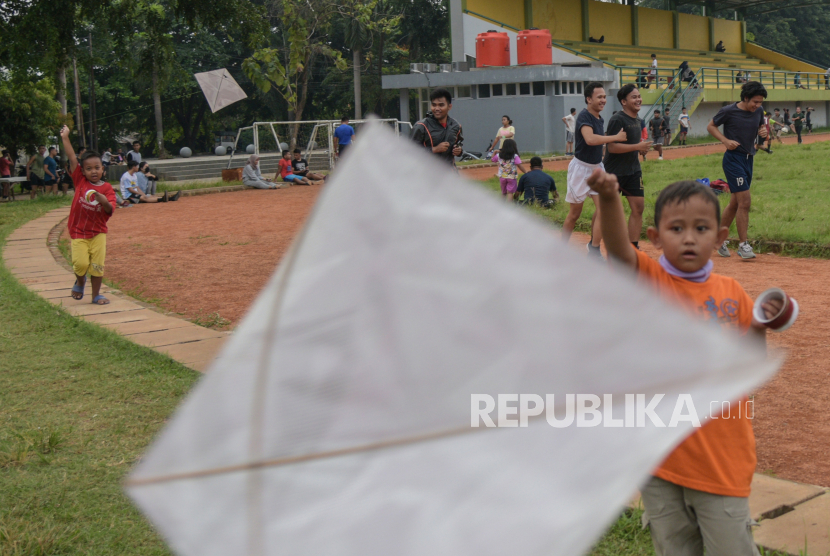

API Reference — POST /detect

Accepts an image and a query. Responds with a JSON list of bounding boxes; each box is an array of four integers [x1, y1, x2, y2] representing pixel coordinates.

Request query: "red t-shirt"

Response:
[[67, 166, 118, 239], [0, 157, 10, 177], [279, 158, 293, 178]]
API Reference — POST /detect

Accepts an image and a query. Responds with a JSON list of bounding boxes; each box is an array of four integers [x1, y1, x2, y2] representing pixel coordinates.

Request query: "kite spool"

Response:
[[179, 147, 192, 158], [215, 146, 227, 156], [753, 287, 798, 331], [246, 144, 255, 154]]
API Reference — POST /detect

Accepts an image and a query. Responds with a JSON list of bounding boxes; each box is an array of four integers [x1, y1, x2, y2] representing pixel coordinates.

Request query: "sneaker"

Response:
[[160, 191, 169, 202], [738, 242, 756, 260], [658, 156, 664, 160], [586, 241, 604, 259], [717, 241, 731, 257], [170, 190, 181, 201]]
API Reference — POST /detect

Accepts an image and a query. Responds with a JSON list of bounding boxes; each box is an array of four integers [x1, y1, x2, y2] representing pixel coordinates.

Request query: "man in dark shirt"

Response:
[[562, 82, 627, 257], [707, 81, 768, 260], [517, 157, 557, 207], [292, 149, 326, 182], [604, 84, 653, 249], [792, 106, 804, 144], [649, 110, 669, 160], [411, 88, 462, 165]]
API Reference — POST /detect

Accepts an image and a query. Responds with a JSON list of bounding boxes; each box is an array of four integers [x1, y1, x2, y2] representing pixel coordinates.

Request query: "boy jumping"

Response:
[[60, 125, 118, 305], [587, 169, 787, 556]]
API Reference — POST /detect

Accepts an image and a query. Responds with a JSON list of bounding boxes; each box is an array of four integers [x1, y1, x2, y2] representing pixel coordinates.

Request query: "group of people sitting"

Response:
[[242, 149, 326, 189], [118, 160, 181, 205]]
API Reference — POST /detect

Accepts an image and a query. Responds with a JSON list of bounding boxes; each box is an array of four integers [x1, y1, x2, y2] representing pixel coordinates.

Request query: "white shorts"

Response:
[[566, 157, 603, 204]]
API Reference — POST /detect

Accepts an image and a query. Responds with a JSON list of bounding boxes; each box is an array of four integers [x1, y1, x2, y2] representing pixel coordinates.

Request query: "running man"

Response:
[[603, 84, 652, 249], [706, 81, 768, 260], [562, 108, 576, 156], [649, 110, 669, 160], [561, 82, 626, 257], [677, 108, 691, 145]]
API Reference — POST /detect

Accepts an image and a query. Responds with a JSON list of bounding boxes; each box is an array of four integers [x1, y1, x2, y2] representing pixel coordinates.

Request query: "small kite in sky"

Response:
[[195, 68, 247, 113], [126, 122, 779, 556]]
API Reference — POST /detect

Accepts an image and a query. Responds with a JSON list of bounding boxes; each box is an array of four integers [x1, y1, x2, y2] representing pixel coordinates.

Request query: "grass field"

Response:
[[485, 141, 830, 255]]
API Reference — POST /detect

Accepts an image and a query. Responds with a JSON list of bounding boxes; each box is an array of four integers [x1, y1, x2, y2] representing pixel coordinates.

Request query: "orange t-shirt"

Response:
[[635, 250, 756, 497]]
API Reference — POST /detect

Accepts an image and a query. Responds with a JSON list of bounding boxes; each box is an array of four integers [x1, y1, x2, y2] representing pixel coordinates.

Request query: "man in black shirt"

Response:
[[604, 84, 653, 249], [411, 88, 463, 165], [707, 81, 768, 260], [517, 157, 557, 207], [292, 149, 326, 183], [562, 82, 627, 257], [649, 110, 669, 160]]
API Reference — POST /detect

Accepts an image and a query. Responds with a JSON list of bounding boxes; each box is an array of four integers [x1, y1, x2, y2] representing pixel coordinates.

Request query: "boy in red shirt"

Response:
[[587, 169, 789, 556], [277, 150, 312, 186], [60, 125, 118, 305]]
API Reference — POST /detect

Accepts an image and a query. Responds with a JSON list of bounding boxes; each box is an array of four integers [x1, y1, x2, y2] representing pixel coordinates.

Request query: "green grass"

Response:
[[0, 198, 199, 555], [589, 508, 655, 556], [488, 141, 830, 255], [156, 179, 243, 192]]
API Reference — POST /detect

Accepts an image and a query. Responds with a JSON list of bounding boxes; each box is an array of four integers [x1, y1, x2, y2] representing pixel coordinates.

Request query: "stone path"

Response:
[[5, 208, 830, 555], [3, 207, 227, 372]]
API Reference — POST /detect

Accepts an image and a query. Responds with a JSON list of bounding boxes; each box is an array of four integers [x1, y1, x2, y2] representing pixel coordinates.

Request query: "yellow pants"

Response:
[[71, 234, 107, 277]]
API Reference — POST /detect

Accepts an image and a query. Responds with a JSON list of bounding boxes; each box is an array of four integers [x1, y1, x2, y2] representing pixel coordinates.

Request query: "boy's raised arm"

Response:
[[586, 169, 638, 268], [60, 126, 77, 173]]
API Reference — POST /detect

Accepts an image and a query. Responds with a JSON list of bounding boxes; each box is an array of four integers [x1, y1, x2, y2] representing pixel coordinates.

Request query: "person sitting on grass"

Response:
[[291, 149, 326, 183], [243, 155, 284, 189], [278, 150, 313, 186], [586, 170, 787, 556], [137, 161, 158, 195], [516, 156, 557, 207], [60, 125, 118, 305], [120, 160, 178, 203]]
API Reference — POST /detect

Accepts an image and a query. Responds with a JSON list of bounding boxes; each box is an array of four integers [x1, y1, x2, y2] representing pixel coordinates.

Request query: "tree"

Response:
[[243, 0, 348, 147], [0, 74, 64, 159]]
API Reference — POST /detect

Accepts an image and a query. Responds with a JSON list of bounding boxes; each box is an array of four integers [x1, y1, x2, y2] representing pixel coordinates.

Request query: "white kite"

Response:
[[194, 68, 247, 113], [127, 122, 780, 556]]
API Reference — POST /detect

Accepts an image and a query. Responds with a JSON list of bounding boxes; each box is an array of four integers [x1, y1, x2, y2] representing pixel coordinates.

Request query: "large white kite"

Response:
[[194, 68, 247, 113], [127, 122, 780, 556]]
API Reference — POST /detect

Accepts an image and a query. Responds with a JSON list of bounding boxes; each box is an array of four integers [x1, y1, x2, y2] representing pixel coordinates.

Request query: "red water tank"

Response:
[[517, 28, 552, 66], [476, 31, 510, 67]]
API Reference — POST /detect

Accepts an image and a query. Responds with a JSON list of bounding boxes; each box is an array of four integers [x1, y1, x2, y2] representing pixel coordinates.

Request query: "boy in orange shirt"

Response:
[[587, 169, 786, 556]]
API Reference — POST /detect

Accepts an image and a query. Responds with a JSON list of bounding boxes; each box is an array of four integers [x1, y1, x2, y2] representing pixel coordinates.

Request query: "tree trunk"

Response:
[[72, 54, 86, 148], [88, 33, 98, 152], [290, 54, 314, 150], [152, 64, 166, 158], [56, 66, 67, 115], [376, 1, 384, 116], [353, 49, 362, 120]]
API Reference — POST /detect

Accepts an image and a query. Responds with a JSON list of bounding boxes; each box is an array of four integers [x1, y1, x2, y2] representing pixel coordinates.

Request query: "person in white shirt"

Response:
[[562, 108, 576, 156], [101, 148, 112, 167], [120, 160, 177, 203], [648, 54, 658, 87], [677, 108, 691, 145]]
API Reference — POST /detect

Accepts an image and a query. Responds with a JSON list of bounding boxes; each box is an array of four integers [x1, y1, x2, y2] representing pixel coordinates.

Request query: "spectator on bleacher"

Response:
[[648, 54, 658, 87], [715, 40, 726, 52], [793, 72, 806, 89], [137, 161, 159, 195], [242, 155, 282, 189], [489, 115, 516, 153], [636, 69, 648, 89], [649, 110, 669, 161], [516, 156, 557, 207]]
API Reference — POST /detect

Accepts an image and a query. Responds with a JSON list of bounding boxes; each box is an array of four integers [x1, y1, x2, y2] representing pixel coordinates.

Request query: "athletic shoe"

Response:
[[717, 241, 731, 257], [586, 241, 604, 260], [160, 191, 169, 202], [738, 242, 756, 260], [170, 190, 181, 201], [658, 156, 663, 161]]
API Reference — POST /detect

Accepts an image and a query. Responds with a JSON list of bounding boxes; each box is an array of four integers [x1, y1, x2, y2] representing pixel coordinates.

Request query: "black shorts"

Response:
[[338, 143, 350, 156], [617, 172, 644, 197], [29, 174, 44, 187]]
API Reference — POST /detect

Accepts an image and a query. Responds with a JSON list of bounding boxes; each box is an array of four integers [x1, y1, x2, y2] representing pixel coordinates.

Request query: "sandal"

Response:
[[91, 295, 110, 305], [71, 277, 86, 300]]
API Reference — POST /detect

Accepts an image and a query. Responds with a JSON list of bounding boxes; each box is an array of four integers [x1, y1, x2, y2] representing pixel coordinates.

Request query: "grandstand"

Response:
[[381, 0, 830, 153]]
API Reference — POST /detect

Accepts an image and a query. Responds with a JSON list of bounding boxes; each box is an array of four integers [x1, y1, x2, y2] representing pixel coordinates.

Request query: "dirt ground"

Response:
[[99, 140, 830, 487]]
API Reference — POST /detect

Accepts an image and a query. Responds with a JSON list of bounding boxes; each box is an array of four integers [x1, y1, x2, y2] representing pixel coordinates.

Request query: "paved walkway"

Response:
[[2, 207, 227, 372], [4, 209, 830, 555]]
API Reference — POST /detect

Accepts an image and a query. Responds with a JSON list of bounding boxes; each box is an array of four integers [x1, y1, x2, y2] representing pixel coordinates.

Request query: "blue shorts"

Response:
[[722, 149, 753, 193], [283, 174, 301, 182]]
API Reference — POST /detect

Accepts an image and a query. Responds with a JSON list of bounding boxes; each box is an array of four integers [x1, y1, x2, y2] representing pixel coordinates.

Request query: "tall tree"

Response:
[[244, 0, 348, 146], [0, 73, 63, 160]]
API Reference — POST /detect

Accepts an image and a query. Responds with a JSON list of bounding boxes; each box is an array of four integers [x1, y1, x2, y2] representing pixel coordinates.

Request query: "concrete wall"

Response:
[[466, 0, 525, 31], [678, 13, 709, 52], [636, 7, 674, 49], [745, 43, 826, 73], [589, 1, 631, 46], [714, 19, 742, 54], [533, 0, 582, 41]]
